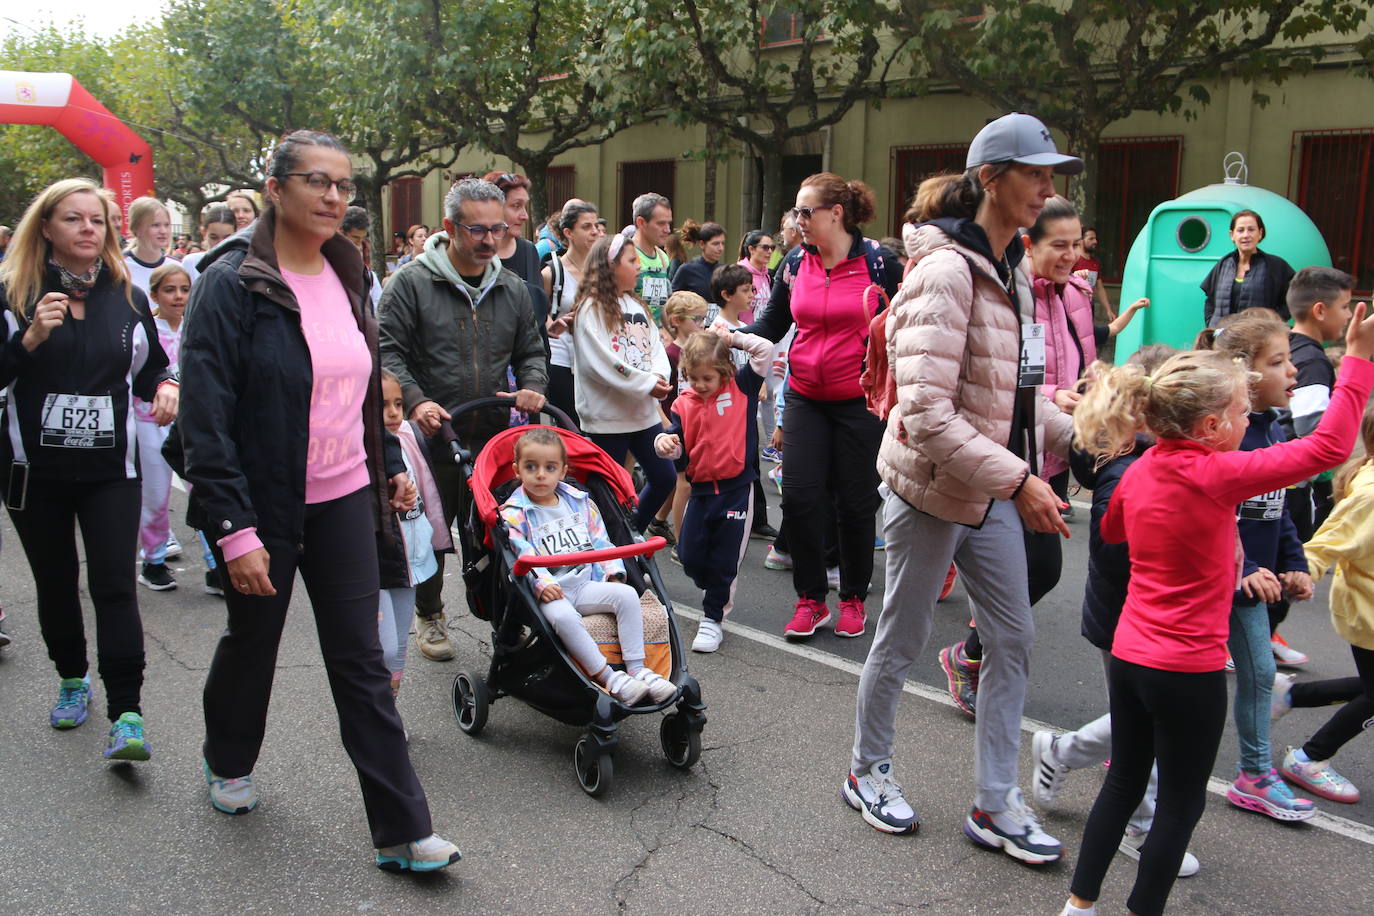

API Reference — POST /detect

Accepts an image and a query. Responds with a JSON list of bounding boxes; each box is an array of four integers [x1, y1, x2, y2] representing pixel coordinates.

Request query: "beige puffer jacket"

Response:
[[877, 223, 1073, 527]]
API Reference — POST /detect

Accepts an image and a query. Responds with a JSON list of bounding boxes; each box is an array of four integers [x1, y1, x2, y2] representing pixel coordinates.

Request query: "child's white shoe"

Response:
[[605, 669, 649, 705], [692, 620, 723, 653], [1059, 901, 1095, 916], [633, 668, 678, 703]]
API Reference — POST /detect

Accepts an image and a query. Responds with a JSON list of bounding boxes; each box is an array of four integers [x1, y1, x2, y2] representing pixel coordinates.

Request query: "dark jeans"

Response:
[[8, 477, 144, 720], [1071, 657, 1227, 916], [202, 487, 432, 848], [589, 425, 677, 532], [1298, 644, 1374, 761], [781, 393, 882, 601]]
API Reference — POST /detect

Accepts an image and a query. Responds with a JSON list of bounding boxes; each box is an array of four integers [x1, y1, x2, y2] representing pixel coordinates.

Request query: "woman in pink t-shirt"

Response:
[[177, 130, 460, 874]]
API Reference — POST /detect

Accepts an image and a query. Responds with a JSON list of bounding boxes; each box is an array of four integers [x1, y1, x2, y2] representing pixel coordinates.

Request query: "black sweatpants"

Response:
[[1071, 657, 1227, 916], [1298, 644, 1374, 761], [780, 393, 882, 601], [7, 477, 144, 720], [678, 483, 752, 622], [202, 487, 432, 848]]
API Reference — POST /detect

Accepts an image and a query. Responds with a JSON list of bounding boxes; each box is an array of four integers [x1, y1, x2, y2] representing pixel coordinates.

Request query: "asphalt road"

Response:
[[0, 483, 1371, 914]]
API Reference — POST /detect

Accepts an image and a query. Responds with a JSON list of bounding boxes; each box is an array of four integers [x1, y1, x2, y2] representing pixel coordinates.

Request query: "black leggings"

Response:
[[202, 487, 432, 848], [1296, 644, 1374, 761], [7, 477, 144, 720], [547, 364, 580, 428], [780, 392, 882, 601], [1071, 657, 1227, 916]]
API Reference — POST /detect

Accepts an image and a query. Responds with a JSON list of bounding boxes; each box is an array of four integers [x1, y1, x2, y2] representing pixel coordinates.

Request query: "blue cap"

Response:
[[966, 113, 1084, 175]]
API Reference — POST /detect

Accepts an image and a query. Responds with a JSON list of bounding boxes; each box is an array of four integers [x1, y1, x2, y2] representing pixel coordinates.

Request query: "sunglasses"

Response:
[[788, 205, 828, 221], [754, 243, 776, 251]]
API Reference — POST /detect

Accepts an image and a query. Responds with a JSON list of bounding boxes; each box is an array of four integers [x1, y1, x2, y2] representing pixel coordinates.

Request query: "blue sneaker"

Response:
[[874, 535, 886, 551], [51, 676, 91, 729], [103, 712, 151, 761], [376, 834, 462, 872], [760, 446, 783, 463]]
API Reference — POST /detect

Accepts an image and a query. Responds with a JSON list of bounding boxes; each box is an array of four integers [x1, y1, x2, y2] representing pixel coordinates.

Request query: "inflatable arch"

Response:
[[1, 70, 155, 233]]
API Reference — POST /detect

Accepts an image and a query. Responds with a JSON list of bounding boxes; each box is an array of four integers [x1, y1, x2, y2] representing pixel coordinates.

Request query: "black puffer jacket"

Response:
[[1070, 436, 1152, 651], [171, 209, 403, 551]]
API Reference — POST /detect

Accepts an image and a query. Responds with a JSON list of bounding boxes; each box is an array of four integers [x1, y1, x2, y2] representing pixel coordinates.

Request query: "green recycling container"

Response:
[[1115, 165, 1332, 359]]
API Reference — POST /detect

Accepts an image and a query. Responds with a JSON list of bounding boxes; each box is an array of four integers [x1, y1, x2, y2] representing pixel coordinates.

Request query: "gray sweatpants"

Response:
[[852, 486, 1035, 813], [1052, 650, 1157, 832]]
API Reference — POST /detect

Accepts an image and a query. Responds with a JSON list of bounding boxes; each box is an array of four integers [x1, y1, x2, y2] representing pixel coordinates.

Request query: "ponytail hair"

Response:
[[926, 164, 1013, 221], [1194, 308, 1288, 368], [1074, 350, 1252, 461], [799, 173, 876, 229], [680, 219, 724, 246], [904, 172, 962, 225]]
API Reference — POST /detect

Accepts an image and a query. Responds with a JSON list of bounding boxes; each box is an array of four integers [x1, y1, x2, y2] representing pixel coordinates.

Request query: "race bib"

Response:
[[641, 276, 670, 304], [532, 513, 593, 556], [41, 393, 115, 448], [1018, 323, 1046, 388]]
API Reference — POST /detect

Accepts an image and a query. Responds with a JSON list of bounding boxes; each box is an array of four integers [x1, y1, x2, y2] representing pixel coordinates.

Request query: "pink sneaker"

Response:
[[834, 598, 866, 637], [783, 598, 831, 639]]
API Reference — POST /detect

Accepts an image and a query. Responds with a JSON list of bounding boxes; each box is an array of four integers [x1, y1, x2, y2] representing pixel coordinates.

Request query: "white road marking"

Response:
[[671, 602, 1374, 848]]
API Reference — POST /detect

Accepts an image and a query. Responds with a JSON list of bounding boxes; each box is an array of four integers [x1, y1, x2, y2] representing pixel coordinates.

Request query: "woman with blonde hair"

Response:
[[0, 177, 177, 760]]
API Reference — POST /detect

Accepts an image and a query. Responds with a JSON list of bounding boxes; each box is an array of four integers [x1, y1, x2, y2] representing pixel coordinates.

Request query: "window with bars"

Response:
[[760, 7, 812, 46], [389, 177, 422, 241], [1094, 137, 1183, 282], [617, 159, 677, 231], [1294, 130, 1374, 293], [889, 144, 969, 236], [546, 165, 576, 219]]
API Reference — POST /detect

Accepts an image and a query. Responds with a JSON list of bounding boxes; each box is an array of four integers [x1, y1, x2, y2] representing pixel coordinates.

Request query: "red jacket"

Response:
[[1106, 356, 1374, 673]]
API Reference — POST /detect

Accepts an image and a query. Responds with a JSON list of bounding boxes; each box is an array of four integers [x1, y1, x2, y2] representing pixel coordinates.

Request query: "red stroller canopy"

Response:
[[468, 425, 640, 527]]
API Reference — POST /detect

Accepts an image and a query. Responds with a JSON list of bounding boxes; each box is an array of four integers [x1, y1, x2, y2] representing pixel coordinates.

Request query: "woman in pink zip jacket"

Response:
[[739, 173, 902, 640]]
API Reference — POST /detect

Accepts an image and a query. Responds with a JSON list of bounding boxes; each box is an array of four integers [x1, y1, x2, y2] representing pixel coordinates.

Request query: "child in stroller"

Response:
[[501, 428, 677, 705]]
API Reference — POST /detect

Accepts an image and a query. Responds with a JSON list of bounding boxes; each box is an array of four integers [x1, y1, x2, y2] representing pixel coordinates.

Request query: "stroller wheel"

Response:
[[659, 712, 702, 770], [452, 671, 489, 736], [574, 737, 614, 797]]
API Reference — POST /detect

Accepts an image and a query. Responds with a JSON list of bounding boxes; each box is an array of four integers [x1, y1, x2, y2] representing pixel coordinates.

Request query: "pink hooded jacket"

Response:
[[1033, 274, 1096, 480]]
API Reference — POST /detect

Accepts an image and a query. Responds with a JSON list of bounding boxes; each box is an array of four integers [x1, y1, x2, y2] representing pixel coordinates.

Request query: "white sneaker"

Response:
[[1031, 730, 1071, 807], [376, 834, 462, 872], [204, 760, 258, 815], [1272, 637, 1309, 668], [1060, 902, 1097, 916], [692, 619, 723, 653], [633, 668, 678, 703], [965, 787, 1062, 864], [841, 759, 919, 834], [1118, 825, 1200, 877], [1270, 672, 1296, 722], [164, 534, 182, 560], [605, 669, 649, 705]]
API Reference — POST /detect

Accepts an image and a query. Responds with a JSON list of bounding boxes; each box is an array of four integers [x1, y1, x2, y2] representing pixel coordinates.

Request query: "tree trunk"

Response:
[[524, 157, 550, 238], [703, 124, 719, 222], [758, 145, 785, 234], [1067, 128, 1103, 229], [360, 175, 389, 278]]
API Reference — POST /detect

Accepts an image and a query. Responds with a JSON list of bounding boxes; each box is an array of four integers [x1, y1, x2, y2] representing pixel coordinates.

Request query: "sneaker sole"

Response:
[[418, 645, 455, 661], [104, 739, 151, 761], [749, 531, 777, 541], [1117, 839, 1200, 878], [376, 851, 462, 873], [1225, 787, 1317, 821], [1280, 768, 1362, 804], [691, 640, 721, 653], [763, 559, 793, 571], [841, 779, 918, 835], [783, 611, 831, 639], [833, 622, 865, 638], [937, 649, 977, 718], [962, 817, 1061, 864], [204, 586, 225, 596], [1031, 731, 1068, 807], [137, 576, 178, 591], [51, 714, 87, 729], [210, 797, 258, 815]]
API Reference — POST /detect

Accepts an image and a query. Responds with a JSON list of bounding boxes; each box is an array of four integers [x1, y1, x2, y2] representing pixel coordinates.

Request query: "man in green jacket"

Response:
[[379, 177, 547, 661]]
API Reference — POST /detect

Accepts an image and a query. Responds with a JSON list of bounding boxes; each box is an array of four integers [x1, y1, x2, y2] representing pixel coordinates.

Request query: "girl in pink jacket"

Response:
[[1062, 304, 1374, 916]]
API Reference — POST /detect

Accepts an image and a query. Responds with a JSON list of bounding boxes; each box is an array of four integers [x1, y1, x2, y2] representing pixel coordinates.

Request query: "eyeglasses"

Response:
[[686, 314, 708, 324], [285, 172, 357, 197], [456, 222, 510, 241]]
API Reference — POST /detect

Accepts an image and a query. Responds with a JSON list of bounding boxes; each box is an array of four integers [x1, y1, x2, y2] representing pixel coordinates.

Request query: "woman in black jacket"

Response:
[[0, 177, 176, 762], [1201, 209, 1296, 328], [177, 130, 459, 872]]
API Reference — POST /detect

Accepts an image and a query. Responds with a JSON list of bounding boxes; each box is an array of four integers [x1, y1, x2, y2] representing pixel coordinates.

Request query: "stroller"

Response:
[[445, 398, 707, 796]]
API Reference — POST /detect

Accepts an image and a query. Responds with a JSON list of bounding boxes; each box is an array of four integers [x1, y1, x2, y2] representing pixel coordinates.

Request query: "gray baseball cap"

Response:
[[966, 113, 1084, 175]]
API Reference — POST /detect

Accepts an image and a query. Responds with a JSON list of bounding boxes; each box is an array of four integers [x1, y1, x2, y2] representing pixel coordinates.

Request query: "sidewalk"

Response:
[[1, 572, 1370, 914]]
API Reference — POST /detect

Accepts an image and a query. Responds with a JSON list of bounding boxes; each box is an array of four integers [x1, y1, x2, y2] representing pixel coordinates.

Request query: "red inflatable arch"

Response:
[[1, 70, 156, 233]]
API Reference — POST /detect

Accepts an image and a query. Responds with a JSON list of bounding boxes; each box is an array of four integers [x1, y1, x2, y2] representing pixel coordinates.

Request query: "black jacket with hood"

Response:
[[170, 209, 403, 553]]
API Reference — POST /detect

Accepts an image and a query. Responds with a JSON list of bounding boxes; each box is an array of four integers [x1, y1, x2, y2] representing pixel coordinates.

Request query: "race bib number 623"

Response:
[[40, 393, 115, 448]]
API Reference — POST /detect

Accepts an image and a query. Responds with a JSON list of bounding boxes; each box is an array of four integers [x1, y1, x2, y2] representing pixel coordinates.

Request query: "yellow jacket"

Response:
[[1305, 463, 1374, 651]]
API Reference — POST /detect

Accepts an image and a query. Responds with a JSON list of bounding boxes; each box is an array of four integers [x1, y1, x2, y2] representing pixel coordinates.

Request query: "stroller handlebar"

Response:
[[512, 537, 668, 577]]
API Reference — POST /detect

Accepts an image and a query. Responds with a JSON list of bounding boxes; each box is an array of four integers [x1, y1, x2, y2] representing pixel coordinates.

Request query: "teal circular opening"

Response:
[[1177, 216, 1211, 253]]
